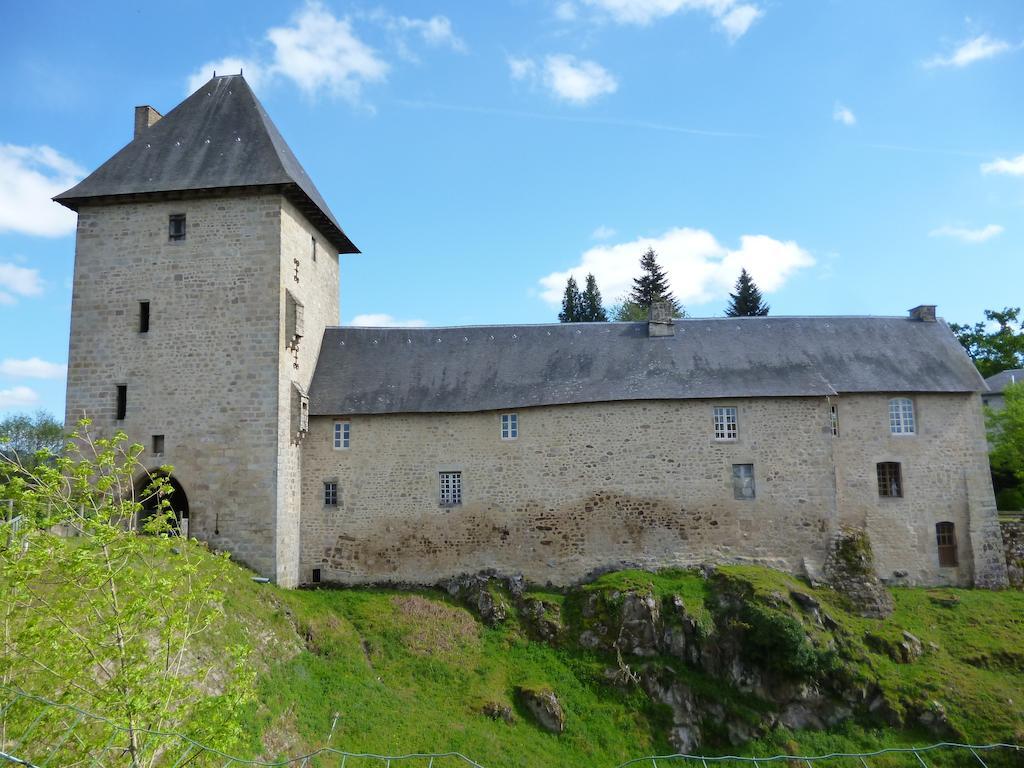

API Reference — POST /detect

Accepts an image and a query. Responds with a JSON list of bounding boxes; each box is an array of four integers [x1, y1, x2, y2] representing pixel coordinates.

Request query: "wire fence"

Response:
[[0, 686, 1020, 768]]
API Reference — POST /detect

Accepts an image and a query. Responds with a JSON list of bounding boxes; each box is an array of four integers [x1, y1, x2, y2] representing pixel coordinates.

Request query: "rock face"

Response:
[[516, 686, 565, 733], [824, 528, 895, 618]]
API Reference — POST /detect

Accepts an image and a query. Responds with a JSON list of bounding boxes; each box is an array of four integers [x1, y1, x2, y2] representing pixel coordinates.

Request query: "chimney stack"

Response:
[[908, 305, 937, 322], [648, 302, 675, 337], [134, 105, 163, 139]]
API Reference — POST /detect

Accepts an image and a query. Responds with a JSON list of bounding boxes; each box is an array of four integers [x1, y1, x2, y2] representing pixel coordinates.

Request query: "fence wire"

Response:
[[0, 686, 1020, 768]]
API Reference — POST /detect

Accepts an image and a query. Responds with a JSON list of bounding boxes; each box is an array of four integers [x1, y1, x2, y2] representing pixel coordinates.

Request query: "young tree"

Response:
[[725, 268, 770, 317], [951, 307, 1024, 378], [988, 381, 1024, 487], [558, 275, 582, 323], [0, 421, 255, 766], [0, 411, 64, 469], [578, 273, 608, 322]]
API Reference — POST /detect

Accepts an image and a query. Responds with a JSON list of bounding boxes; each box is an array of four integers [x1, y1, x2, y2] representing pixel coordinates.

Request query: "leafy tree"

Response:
[[0, 420, 255, 766], [988, 381, 1024, 488], [558, 276, 582, 322], [610, 300, 650, 321], [0, 410, 64, 469], [578, 273, 608, 322], [951, 307, 1024, 378], [725, 268, 770, 317]]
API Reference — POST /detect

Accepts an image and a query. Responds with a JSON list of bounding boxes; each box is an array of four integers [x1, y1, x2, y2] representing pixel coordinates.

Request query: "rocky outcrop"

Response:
[[824, 528, 894, 618], [516, 686, 565, 733]]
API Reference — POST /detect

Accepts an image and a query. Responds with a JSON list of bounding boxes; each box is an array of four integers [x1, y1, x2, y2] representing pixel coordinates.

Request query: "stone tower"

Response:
[[55, 75, 358, 586]]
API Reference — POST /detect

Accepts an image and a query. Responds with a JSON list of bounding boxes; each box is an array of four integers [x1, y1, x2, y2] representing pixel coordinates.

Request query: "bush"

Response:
[[996, 487, 1024, 512]]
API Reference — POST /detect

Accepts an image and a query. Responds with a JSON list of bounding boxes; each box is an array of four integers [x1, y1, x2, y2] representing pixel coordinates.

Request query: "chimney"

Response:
[[648, 302, 675, 337], [134, 105, 163, 139], [908, 305, 937, 322]]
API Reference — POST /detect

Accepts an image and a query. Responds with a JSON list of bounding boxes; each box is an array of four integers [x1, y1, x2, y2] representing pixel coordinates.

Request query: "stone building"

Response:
[[57, 75, 1008, 589], [982, 368, 1023, 412]]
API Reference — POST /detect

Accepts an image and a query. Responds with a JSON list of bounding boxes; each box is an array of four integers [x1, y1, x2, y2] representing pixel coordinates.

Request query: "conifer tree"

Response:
[[615, 248, 683, 320], [725, 268, 770, 317], [558, 276, 582, 322], [579, 273, 608, 321]]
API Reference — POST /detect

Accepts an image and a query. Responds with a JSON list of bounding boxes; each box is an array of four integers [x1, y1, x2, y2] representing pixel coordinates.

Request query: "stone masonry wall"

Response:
[[273, 199, 340, 587], [1002, 520, 1024, 588], [299, 392, 1003, 587], [65, 195, 284, 578]]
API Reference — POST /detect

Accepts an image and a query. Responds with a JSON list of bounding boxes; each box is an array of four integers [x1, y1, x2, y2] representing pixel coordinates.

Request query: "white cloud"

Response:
[[929, 224, 1004, 243], [267, 1, 388, 101], [0, 262, 44, 305], [537, 227, 814, 307], [0, 386, 39, 409], [981, 153, 1024, 176], [591, 225, 617, 240], [833, 102, 856, 126], [0, 358, 67, 379], [511, 54, 618, 105], [924, 34, 1013, 68], [583, 0, 763, 39], [350, 313, 428, 327], [392, 15, 466, 52], [187, 57, 267, 94], [554, 1, 578, 20], [0, 144, 83, 237]]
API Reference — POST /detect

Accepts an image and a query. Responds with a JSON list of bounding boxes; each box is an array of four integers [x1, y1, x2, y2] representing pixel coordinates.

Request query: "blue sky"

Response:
[[1, 0, 1023, 417]]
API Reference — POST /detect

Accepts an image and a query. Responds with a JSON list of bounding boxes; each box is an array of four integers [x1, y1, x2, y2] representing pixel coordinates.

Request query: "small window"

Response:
[[115, 384, 127, 421], [323, 481, 338, 507], [714, 406, 738, 440], [830, 404, 839, 437], [168, 213, 186, 242], [139, 301, 150, 333], [501, 413, 518, 440], [334, 421, 350, 449], [935, 522, 958, 567], [877, 462, 902, 498], [312, 568, 322, 583], [152, 434, 164, 455], [732, 463, 755, 499], [889, 398, 915, 435], [311, 235, 317, 262], [439, 471, 462, 507]]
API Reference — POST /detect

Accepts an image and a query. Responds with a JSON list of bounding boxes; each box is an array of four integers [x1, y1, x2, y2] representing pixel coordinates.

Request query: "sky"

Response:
[[1, 0, 1023, 417]]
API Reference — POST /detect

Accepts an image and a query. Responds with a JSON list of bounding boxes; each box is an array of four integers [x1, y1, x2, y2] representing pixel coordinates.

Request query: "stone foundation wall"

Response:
[[1001, 520, 1024, 587]]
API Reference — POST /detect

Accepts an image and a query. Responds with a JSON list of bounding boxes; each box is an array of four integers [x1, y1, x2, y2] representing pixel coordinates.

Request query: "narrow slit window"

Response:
[[501, 413, 518, 440], [889, 398, 915, 435], [830, 403, 839, 437], [139, 301, 150, 333], [115, 384, 127, 421], [312, 568, 322, 583], [713, 406, 738, 440], [877, 462, 903, 498], [334, 421, 350, 449], [732, 463, 755, 499], [935, 522, 958, 567], [439, 471, 462, 506], [311, 235, 317, 262], [152, 434, 164, 455], [168, 213, 186, 242], [323, 481, 338, 507]]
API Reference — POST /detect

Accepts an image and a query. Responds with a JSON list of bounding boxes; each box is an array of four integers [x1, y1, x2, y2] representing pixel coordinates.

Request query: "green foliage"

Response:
[[950, 307, 1024, 377], [0, 410, 64, 471], [995, 486, 1024, 512], [724, 268, 770, 317], [558, 275, 582, 322], [617, 248, 684, 320], [579, 273, 608, 322], [988, 381, 1024, 486], [0, 420, 255, 766]]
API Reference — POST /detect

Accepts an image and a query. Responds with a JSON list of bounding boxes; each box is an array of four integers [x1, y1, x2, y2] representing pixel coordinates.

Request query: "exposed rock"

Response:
[[824, 528, 894, 619], [866, 631, 924, 664], [521, 598, 563, 643], [900, 631, 924, 662], [439, 573, 509, 627], [615, 591, 661, 656], [516, 686, 565, 734], [779, 703, 824, 731], [642, 674, 701, 752], [481, 702, 515, 724], [916, 700, 950, 735], [868, 694, 903, 727]]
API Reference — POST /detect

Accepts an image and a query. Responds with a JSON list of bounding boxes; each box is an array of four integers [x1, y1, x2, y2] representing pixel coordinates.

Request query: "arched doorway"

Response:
[[136, 472, 190, 537]]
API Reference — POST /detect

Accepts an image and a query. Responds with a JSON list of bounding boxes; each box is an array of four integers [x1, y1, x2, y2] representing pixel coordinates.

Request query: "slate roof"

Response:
[[984, 369, 1024, 394], [54, 74, 358, 254], [308, 316, 985, 416]]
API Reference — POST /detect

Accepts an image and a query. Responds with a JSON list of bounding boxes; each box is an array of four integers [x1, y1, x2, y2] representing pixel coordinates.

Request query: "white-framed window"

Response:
[[439, 471, 462, 506], [830, 404, 839, 437], [888, 398, 915, 435], [323, 481, 338, 507], [501, 413, 518, 440], [713, 406, 738, 440], [732, 463, 755, 499], [333, 421, 350, 449]]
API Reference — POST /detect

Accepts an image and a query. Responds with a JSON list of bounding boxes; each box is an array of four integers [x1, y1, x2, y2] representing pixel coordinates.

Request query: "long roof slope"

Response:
[[54, 74, 357, 254], [308, 315, 985, 415], [984, 368, 1024, 394]]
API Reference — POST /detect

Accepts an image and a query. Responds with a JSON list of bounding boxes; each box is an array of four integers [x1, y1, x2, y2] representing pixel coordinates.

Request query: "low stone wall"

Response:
[[1001, 520, 1024, 588]]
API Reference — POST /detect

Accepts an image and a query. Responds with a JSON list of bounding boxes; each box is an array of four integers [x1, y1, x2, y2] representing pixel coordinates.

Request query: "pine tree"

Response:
[[725, 268, 770, 317], [578, 273, 608, 321], [558, 276, 582, 322], [621, 247, 683, 318]]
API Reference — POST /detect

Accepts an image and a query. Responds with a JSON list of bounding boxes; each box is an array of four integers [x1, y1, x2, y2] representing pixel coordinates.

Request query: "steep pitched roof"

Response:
[[984, 368, 1024, 394], [308, 316, 985, 416], [54, 74, 357, 254]]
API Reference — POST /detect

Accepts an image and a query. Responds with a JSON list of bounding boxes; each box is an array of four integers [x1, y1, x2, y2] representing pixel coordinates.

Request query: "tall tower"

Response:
[[55, 75, 358, 586]]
